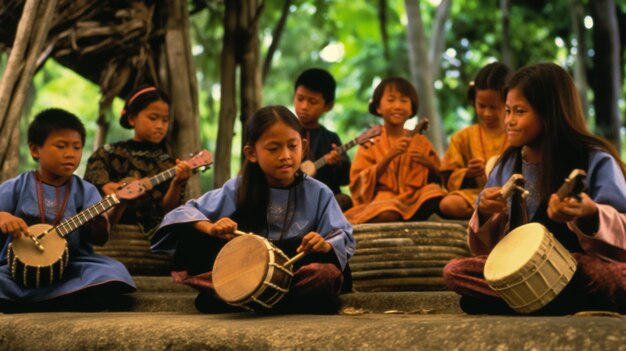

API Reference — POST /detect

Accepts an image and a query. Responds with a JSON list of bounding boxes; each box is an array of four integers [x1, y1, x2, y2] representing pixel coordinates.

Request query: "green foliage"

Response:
[[14, 0, 626, 191]]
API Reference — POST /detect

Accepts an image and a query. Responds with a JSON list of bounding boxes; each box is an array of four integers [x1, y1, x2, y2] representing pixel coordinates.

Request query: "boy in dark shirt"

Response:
[[294, 68, 352, 210]]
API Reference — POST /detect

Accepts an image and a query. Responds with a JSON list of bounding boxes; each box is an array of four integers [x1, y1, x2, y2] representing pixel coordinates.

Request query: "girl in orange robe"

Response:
[[344, 77, 446, 224], [439, 63, 511, 219]]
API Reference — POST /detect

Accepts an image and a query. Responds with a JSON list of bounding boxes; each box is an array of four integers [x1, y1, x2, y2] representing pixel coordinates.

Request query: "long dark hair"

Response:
[[234, 105, 305, 234], [467, 62, 511, 103], [498, 63, 626, 200]]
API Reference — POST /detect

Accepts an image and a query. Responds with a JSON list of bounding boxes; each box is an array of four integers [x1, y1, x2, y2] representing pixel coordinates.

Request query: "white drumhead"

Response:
[[484, 223, 547, 282]]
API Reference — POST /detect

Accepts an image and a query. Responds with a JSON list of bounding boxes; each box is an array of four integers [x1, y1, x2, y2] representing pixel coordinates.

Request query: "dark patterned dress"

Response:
[[84, 140, 184, 235]]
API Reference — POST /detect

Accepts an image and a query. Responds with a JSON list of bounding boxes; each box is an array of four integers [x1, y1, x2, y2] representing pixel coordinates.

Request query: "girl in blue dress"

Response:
[[0, 109, 135, 312], [152, 105, 355, 313], [443, 63, 626, 314]]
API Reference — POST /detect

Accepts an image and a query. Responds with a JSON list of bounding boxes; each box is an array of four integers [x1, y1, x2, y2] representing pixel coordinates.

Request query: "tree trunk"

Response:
[[500, 0, 514, 69], [213, 1, 238, 188], [378, 0, 391, 73], [238, 0, 263, 152], [590, 0, 621, 150], [262, 0, 292, 83], [164, 0, 202, 198], [0, 0, 57, 182], [404, 0, 445, 154], [429, 0, 452, 81], [569, 0, 589, 116]]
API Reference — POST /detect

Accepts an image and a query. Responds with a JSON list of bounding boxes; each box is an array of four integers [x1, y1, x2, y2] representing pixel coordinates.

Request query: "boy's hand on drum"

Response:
[[547, 193, 598, 223], [467, 158, 486, 178], [478, 187, 508, 218], [172, 159, 193, 186], [0, 212, 29, 238], [297, 232, 332, 254], [324, 144, 342, 166], [195, 218, 237, 240]]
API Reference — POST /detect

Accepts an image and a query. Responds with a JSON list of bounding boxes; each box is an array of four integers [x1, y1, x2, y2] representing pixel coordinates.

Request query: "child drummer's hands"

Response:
[[323, 144, 342, 166], [478, 187, 508, 220], [0, 212, 30, 238], [388, 137, 411, 159], [547, 193, 598, 224], [297, 232, 332, 254], [467, 157, 486, 178], [194, 217, 237, 240], [172, 159, 192, 186]]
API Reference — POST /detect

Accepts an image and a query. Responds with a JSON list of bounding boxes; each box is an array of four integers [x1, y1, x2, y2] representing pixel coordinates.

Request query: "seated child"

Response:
[[443, 63, 626, 315], [439, 62, 511, 219], [0, 109, 135, 312], [151, 105, 355, 313], [344, 77, 446, 224], [84, 85, 191, 236], [294, 68, 353, 211]]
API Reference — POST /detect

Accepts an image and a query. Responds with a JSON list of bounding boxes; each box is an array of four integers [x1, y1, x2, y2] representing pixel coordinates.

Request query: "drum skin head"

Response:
[[484, 223, 546, 282], [10, 224, 67, 266], [213, 235, 270, 303]]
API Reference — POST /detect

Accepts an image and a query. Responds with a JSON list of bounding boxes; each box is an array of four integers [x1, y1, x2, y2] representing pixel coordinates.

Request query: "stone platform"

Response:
[[1, 276, 625, 350]]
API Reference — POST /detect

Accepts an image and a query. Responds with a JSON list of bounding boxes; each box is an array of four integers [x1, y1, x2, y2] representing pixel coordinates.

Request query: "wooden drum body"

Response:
[[484, 223, 577, 314], [213, 235, 293, 310], [7, 224, 69, 288]]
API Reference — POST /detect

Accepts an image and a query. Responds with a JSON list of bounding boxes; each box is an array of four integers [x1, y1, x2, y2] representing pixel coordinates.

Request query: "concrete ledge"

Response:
[[1, 312, 625, 350], [340, 291, 461, 314], [117, 290, 461, 314]]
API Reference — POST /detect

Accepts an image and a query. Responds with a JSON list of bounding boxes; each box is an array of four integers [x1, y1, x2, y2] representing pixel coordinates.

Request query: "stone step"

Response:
[[128, 276, 462, 314], [115, 290, 462, 314], [133, 275, 195, 293], [1, 311, 625, 350]]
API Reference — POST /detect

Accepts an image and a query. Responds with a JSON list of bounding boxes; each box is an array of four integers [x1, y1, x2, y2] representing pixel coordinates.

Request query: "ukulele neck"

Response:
[[54, 194, 120, 238]]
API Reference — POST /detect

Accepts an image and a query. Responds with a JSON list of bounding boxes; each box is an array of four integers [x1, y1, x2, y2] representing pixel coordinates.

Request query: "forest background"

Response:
[[0, 0, 625, 193]]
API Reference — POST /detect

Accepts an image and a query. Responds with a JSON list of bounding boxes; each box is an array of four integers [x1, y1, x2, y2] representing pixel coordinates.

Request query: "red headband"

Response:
[[121, 87, 157, 116], [128, 87, 157, 105]]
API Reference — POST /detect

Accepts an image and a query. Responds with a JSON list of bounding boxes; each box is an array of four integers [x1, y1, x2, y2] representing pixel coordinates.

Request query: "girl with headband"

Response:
[[84, 85, 192, 236]]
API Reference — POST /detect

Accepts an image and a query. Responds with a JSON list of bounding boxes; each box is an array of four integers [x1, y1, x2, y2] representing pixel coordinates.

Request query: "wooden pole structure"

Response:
[[0, 0, 58, 181], [164, 0, 201, 198]]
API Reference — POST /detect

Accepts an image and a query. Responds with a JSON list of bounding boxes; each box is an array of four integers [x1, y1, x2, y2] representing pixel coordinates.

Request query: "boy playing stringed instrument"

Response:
[[0, 109, 135, 312], [294, 68, 353, 210]]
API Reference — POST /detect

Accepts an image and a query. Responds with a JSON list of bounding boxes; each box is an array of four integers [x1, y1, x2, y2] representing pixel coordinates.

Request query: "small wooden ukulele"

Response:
[[556, 169, 586, 201], [301, 125, 382, 177]]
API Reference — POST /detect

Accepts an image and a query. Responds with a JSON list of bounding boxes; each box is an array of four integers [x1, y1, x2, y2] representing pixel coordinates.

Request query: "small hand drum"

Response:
[[484, 223, 577, 314], [212, 234, 296, 310]]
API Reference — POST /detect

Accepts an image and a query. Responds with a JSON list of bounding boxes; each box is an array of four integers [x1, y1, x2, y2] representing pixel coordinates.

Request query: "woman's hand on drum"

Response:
[[0, 212, 30, 238], [478, 187, 508, 221], [547, 193, 598, 224], [297, 232, 332, 254], [194, 218, 237, 240], [172, 159, 193, 186]]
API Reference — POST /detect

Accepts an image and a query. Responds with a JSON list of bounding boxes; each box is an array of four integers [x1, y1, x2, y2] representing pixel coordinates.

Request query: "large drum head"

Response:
[[10, 224, 67, 266], [484, 223, 547, 282], [213, 235, 270, 303]]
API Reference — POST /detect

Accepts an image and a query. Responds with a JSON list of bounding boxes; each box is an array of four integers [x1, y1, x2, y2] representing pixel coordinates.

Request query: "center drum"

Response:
[[212, 234, 294, 310]]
